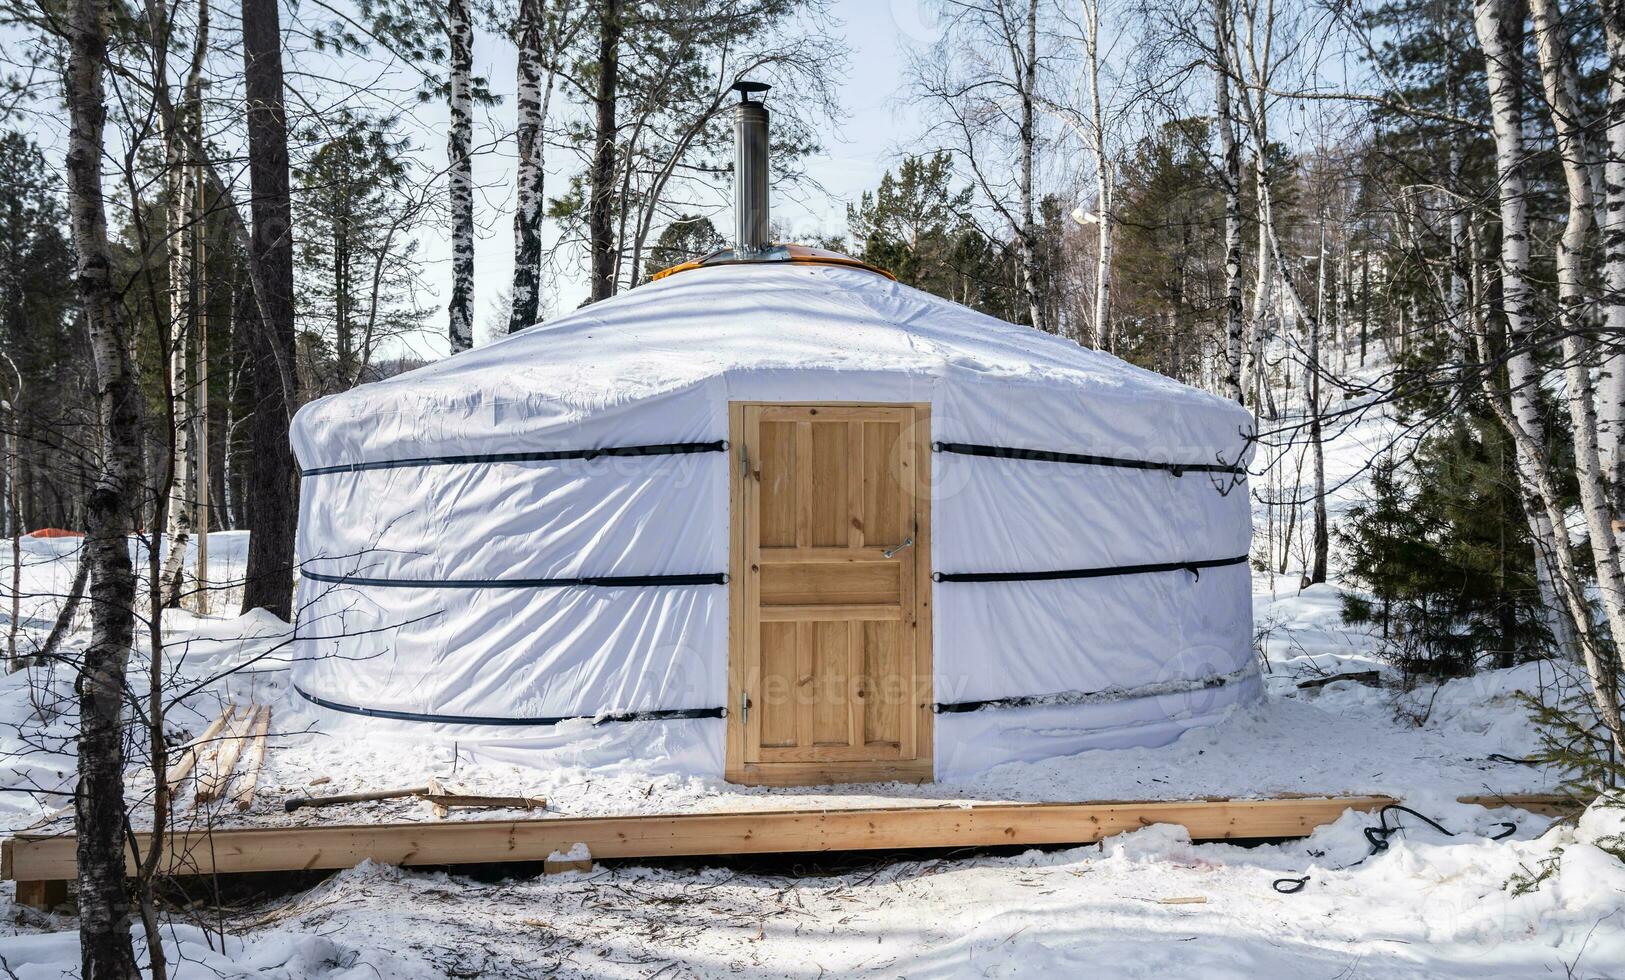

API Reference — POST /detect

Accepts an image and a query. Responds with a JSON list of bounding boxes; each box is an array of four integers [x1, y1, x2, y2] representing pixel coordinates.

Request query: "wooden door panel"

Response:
[[758, 562, 900, 606], [728, 402, 932, 785], [758, 421, 798, 547]]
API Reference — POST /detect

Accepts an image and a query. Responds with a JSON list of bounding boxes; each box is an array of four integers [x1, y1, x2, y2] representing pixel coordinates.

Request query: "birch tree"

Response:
[[1081, 0, 1114, 350], [1597, 0, 1625, 509], [1216, 0, 1245, 404], [158, 0, 209, 608], [509, 0, 570, 331], [587, 0, 621, 303], [63, 0, 144, 968], [910, 0, 1051, 332], [1526, 0, 1625, 752], [448, 0, 475, 349], [1472, 0, 1582, 659]]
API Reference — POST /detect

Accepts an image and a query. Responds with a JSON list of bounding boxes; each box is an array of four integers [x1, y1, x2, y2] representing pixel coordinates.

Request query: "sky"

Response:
[[428, 0, 949, 354]]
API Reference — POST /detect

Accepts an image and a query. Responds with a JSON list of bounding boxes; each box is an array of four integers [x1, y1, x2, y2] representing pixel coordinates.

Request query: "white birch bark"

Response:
[[1468, 0, 1580, 661], [64, 0, 143, 966], [1598, 0, 1625, 506], [1528, 0, 1625, 752], [509, 0, 550, 333], [1017, 0, 1045, 333], [1082, 0, 1113, 350], [448, 0, 475, 352]]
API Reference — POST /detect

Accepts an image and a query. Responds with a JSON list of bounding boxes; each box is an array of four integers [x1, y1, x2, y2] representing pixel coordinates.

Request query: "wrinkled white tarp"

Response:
[[290, 262, 1257, 780]]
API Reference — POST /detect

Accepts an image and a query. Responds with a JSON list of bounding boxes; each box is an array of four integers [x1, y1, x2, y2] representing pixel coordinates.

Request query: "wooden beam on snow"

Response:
[[1, 792, 1581, 907], [4, 795, 1397, 884]]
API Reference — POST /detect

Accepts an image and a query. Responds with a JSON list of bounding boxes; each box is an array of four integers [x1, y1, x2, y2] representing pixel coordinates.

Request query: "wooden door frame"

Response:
[[725, 401, 934, 786]]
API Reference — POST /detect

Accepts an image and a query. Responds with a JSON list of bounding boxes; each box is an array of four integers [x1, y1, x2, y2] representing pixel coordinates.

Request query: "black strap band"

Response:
[[934, 666, 1248, 714], [933, 554, 1248, 584], [933, 441, 1244, 477], [301, 440, 727, 477], [302, 570, 727, 589], [936, 678, 1232, 714], [295, 685, 725, 727]]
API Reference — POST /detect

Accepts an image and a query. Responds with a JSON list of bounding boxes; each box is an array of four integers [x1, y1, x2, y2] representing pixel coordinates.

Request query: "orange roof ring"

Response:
[[648, 243, 896, 283]]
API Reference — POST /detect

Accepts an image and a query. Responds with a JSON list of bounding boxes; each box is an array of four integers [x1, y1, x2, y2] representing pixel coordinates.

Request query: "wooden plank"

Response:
[[794, 420, 812, 549], [759, 560, 899, 605], [2, 796, 1400, 882], [194, 706, 253, 805], [757, 405, 916, 423], [1456, 793, 1584, 816], [232, 706, 273, 811], [165, 702, 236, 788], [758, 547, 896, 563], [906, 404, 932, 762], [847, 421, 865, 549], [759, 603, 901, 622]]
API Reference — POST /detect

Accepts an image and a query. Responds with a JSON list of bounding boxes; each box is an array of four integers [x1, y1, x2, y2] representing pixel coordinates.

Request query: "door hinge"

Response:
[[739, 444, 750, 481], [740, 690, 750, 725]]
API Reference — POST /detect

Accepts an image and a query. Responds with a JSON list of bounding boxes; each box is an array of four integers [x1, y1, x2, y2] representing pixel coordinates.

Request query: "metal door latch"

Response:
[[883, 536, 914, 558]]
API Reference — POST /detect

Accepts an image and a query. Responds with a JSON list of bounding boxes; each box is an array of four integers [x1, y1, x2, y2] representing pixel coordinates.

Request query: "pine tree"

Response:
[[1339, 416, 1552, 677], [293, 111, 430, 394]]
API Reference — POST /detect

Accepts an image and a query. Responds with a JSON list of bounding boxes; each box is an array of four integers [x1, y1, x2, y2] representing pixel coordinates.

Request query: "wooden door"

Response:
[[727, 402, 933, 786]]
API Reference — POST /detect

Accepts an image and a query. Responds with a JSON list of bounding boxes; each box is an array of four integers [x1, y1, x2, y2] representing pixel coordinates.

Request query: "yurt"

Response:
[[287, 84, 1257, 784]]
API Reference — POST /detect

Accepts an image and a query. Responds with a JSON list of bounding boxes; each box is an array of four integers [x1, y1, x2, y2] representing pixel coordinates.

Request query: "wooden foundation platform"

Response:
[[1, 793, 1578, 910]]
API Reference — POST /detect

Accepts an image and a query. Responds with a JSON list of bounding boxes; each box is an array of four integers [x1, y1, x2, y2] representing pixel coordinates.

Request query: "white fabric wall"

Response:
[[288, 264, 1258, 781]]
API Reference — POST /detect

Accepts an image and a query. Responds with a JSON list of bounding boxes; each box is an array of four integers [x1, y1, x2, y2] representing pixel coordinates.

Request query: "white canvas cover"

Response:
[[288, 262, 1258, 780]]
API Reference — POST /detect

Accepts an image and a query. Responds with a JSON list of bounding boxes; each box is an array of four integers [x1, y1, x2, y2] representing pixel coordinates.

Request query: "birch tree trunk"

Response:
[[1473, 0, 1584, 661], [448, 0, 475, 349], [1309, 225, 1328, 584], [1216, 0, 1245, 404], [240, 0, 300, 620], [588, 0, 620, 303], [64, 0, 143, 969], [158, 4, 207, 609], [1528, 0, 1625, 751], [1016, 0, 1045, 333], [1598, 0, 1625, 508], [1082, 0, 1112, 350], [509, 0, 549, 333]]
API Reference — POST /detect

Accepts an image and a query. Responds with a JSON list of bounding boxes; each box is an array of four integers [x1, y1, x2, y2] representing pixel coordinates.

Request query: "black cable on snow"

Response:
[[1271, 804, 1519, 894]]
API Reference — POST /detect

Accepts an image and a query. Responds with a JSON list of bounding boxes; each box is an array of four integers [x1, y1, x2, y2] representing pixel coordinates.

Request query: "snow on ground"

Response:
[[0, 383, 1620, 976]]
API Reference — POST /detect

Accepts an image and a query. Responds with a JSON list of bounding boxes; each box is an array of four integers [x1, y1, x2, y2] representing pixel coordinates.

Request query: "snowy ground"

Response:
[[0, 388, 1621, 976]]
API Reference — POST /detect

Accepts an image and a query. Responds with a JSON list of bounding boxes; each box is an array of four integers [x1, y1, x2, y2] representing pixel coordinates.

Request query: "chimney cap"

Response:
[[731, 79, 772, 103]]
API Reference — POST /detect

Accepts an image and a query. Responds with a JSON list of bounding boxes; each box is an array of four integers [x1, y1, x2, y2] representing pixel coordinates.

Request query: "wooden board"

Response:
[[3, 793, 1581, 909], [727, 402, 933, 786], [2, 796, 1399, 884]]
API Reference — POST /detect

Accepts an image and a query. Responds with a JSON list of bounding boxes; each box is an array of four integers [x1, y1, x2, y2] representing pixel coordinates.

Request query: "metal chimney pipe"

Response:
[[732, 81, 771, 254]]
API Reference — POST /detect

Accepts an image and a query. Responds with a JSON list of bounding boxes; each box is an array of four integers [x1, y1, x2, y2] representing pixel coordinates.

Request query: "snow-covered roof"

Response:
[[291, 262, 1250, 471]]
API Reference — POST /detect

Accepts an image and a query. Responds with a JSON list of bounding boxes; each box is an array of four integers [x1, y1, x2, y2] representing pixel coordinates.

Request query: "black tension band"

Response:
[[301, 440, 727, 477], [302, 570, 727, 589], [933, 554, 1248, 584], [934, 441, 1245, 476], [933, 669, 1240, 715], [294, 686, 725, 727]]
